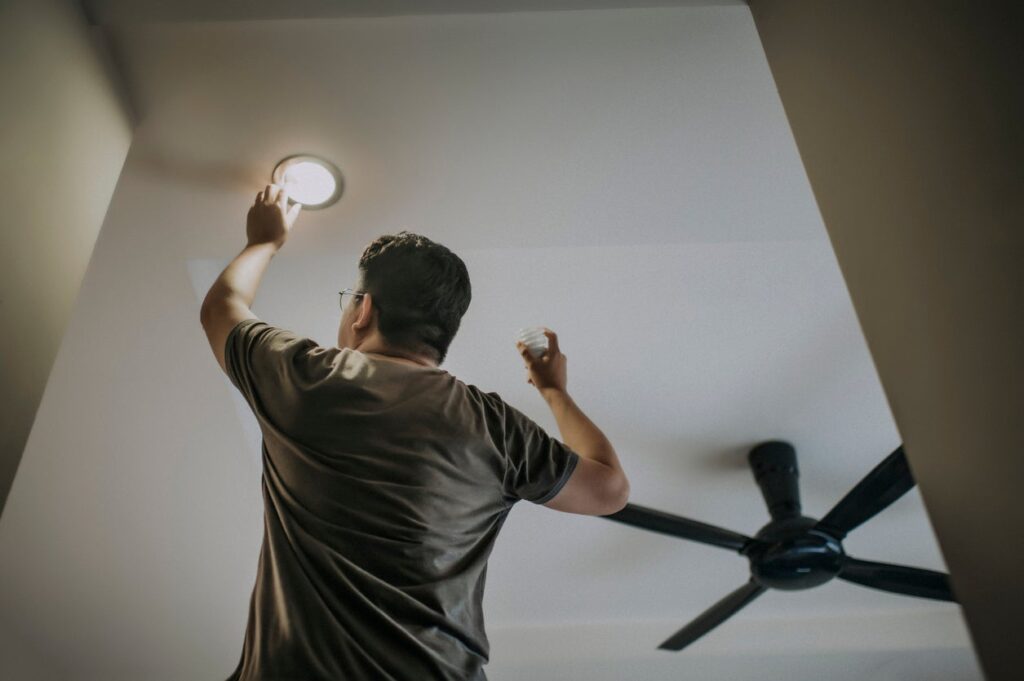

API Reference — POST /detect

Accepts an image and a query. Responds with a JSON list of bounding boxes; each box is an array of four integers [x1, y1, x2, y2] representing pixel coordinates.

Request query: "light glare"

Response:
[[282, 161, 335, 205], [271, 154, 343, 209]]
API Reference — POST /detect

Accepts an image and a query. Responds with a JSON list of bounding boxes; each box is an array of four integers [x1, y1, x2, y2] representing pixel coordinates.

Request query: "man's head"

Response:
[[338, 231, 471, 366]]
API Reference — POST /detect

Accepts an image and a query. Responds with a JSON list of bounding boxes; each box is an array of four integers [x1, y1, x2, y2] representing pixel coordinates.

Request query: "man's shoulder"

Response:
[[459, 382, 506, 409]]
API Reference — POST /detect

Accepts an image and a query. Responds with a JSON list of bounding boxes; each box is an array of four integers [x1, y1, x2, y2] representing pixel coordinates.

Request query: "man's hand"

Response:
[[247, 183, 302, 249], [516, 328, 568, 394]]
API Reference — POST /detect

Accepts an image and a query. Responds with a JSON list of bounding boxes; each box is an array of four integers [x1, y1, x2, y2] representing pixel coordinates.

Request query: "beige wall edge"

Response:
[[747, 2, 1023, 680], [0, 0, 134, 531]]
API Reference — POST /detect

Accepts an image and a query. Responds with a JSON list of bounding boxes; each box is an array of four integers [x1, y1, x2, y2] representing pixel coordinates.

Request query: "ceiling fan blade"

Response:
[[602, 502, 753, 552], [839, 556, 956, 602], [815, 445, 915, 539], [657, 579, 767, 651]]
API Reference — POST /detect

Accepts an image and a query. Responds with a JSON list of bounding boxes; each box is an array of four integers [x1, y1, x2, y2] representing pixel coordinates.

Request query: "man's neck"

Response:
[[360, 347, 436, 368], [352, 332, 438, 367]]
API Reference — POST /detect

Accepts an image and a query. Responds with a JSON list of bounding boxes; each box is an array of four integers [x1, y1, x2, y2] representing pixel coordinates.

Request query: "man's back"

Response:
[[223, 318, 579, 681]]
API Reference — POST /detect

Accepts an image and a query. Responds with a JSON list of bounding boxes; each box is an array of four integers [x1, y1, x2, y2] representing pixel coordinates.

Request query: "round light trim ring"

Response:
[[271, 154, 344, 210]]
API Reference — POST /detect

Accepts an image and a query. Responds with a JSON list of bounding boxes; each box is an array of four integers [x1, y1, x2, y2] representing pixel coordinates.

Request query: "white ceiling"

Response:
[[0, 4, 981, 679]]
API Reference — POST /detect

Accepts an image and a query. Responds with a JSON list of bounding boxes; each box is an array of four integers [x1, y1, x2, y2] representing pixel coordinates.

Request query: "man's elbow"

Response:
[[605, 477, 631, 515], [200, 305, 218, 327], [199, 298, 231, 325]]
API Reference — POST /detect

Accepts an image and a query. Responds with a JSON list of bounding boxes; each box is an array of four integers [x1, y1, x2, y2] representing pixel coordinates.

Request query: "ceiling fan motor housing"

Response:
[[747, 516, 845, 590]]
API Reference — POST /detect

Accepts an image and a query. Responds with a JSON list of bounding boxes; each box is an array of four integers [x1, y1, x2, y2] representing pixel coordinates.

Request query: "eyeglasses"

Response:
[[339, 288, 366, 311]]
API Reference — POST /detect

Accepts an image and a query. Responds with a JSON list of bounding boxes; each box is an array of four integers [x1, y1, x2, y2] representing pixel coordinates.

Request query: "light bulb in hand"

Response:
[[516, 327, 549, 359]]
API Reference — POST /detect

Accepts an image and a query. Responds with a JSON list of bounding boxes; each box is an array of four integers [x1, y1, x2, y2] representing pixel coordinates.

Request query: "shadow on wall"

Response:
[[132, 148, 265, 193]]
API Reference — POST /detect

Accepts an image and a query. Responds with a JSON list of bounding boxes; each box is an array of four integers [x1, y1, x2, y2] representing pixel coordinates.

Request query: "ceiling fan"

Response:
[[601, 441, 957, 651]]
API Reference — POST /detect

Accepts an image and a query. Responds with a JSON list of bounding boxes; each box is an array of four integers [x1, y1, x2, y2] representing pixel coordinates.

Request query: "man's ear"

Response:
[[353, 293, 374, 329]]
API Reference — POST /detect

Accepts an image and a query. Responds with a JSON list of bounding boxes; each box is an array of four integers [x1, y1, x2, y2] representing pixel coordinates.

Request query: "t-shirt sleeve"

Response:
[[493, 395, 581, 505], [224, 318, 333, 422]]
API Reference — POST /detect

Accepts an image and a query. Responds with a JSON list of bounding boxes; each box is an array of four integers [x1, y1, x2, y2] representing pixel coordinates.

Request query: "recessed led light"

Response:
[[271, 154, 343, 209]]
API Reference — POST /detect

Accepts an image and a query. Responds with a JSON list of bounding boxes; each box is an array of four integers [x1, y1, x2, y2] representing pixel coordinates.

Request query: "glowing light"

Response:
[[271, 155, 343, 209]]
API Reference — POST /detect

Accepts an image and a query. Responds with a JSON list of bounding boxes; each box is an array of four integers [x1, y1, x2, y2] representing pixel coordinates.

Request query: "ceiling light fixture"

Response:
[[271, 154, 344, 210]]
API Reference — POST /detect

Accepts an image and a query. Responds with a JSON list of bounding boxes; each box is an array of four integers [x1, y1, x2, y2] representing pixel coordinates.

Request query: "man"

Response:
[[200, 184, 630, 680]]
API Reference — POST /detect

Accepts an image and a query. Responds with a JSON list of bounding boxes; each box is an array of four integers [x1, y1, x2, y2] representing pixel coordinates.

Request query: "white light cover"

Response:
[[272, 155, 343, 209]]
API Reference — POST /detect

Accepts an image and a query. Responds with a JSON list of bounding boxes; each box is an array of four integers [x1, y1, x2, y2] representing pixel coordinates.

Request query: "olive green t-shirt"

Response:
[[222, 319, 579, 681]]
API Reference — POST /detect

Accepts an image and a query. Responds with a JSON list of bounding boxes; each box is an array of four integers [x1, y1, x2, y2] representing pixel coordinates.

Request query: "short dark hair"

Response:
[[357, 231, 471, 365]]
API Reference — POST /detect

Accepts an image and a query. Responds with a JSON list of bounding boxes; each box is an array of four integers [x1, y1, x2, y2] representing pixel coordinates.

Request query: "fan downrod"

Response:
[[744, 441, 844, 590]]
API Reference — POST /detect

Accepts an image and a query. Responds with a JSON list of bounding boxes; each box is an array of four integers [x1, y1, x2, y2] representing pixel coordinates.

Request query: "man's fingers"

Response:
[[543, 328, 559, 354], [516, 342, 537, 372]]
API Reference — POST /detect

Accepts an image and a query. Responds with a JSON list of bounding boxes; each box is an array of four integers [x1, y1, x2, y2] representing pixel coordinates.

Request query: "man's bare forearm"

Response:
[[201, 242, 279, 311], [540, 388, 625, 475]]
